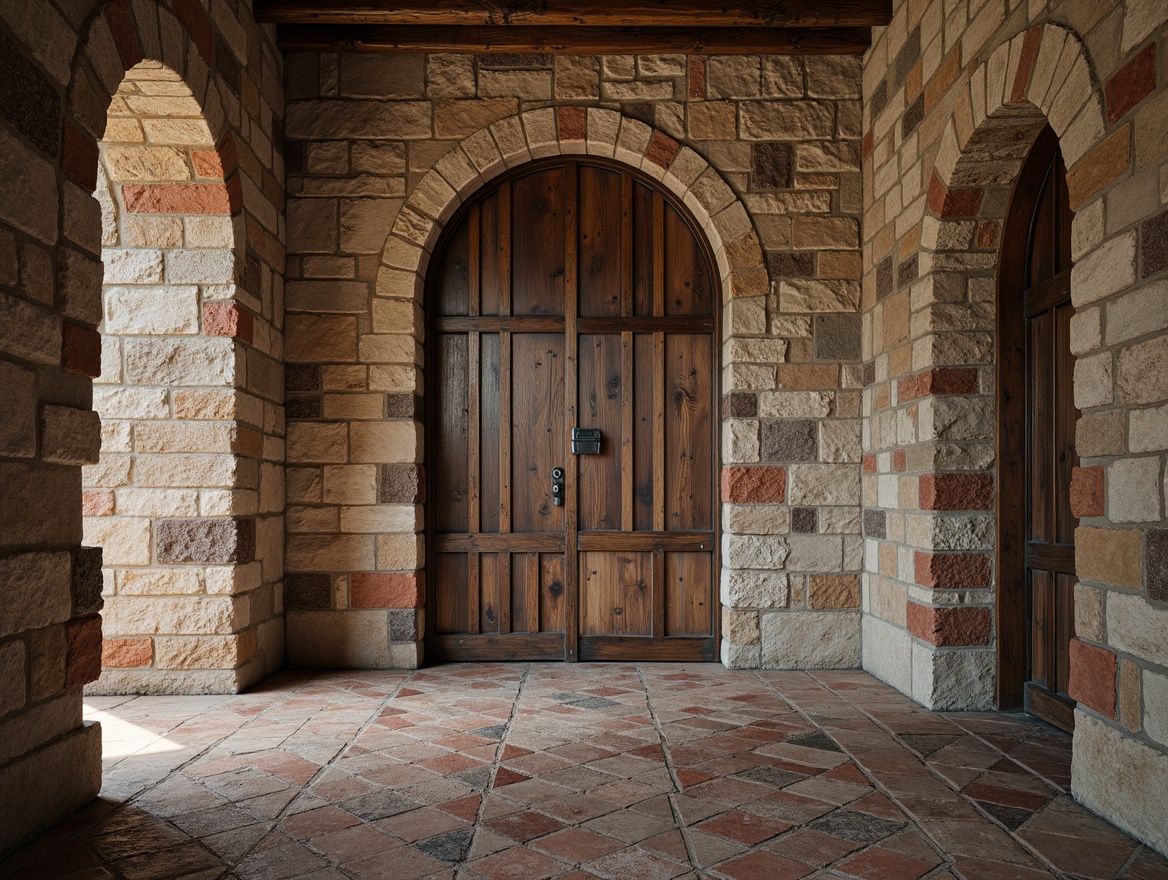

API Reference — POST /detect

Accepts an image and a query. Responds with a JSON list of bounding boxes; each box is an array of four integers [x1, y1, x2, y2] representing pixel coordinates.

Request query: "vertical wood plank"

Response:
[[622, 330, 634, 532], [499, 552, 511, 634], [499, 181, 511, 317], [468, 331, 480, 533], [653, 330, 665, 532], [500, 331, 511, 533], [564, 161, 579, 662], [621, 173, 633, 318], [526, 552, 540, 634], [469, 204, 481, 317], [652, 192, 665, 317]]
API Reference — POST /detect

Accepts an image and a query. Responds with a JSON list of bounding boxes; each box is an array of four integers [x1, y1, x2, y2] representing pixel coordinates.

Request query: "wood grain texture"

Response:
[[257, 0, 892, 27], [276, 24, 873, 54]]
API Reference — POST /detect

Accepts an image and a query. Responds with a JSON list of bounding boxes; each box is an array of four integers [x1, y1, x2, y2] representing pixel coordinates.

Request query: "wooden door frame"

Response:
[[421, 155, 724, 663], [995, 125, 1061, 709]]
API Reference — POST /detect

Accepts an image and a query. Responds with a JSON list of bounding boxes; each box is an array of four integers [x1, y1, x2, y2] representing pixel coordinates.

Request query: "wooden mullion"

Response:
[[621, 331, 634, 532], [621, 174, 633, 318], [653, 550, 666, 640], [468, 551, 480, 634], [652, 192, 665, 318], [653, 329, 665, 533], [468, 331, 480, 533], [500, 331, 511, 533], [564, 160, 580, 663]]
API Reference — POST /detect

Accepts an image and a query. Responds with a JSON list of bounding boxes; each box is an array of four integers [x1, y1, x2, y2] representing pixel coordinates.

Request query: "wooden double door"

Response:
[[999, 126, 1078, 731], [427, 159, 718, 662]]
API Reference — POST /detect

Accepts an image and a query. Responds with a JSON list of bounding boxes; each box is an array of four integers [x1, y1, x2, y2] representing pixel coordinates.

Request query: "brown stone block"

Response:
[[1066, 124, 1130, 210], [174, 0, 214, 63], [65, 615, 102, 689], [286, 573, 331, 610], [975, 220, 999, 249], [380, 463, 424, 504], [122, 184, 232, 215], [1069, 466, 1105, 518], [721, 466, 786, 504], [688, 57, 705, 99], [808, 574, 859, 610], [203, 301, 254, 343], [103, 0, 142, 69], [60, 120, 98, 192], [914, 551, 991, 589], [722, 392, 757, 418], [1146, 529, 1168, 601], [688, 102, 736, 140], [557, 106, 585, 141], [1010, 25, 1043, 103], [155, 518, 256, 565], [70, 547, 103, 617], [435, 98, 519, 139], [906, 602, 991, 646], [919, 473, 993, 511], [1105, 44, 1156, 125], [925, 44, 962, 112], [351, 572, 423, 609], [761, 419, 818, 463], [777, 364, 838, 391], [1140, 209, 1168, 279], [1068, 637, 1117, 719], [899, 368, 979, 401], [102, 637, 153, 668], [1075, 526, 1143, 589], [645, 131, 680, 170], [61, 322, 101, 378]]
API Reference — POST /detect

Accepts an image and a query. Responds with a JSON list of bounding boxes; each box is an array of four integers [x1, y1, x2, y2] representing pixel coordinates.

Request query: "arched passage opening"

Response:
[[82, 61, 276, 694]]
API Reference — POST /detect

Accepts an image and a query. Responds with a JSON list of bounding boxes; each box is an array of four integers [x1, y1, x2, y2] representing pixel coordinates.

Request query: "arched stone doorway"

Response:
[[425, 156, 721, 662]]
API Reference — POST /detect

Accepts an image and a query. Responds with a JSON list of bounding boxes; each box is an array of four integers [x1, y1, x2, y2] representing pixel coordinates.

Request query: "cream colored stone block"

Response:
[[723, 419, 760, 463], [102, 249, 164, 284], [1117, 336, 1168, 406], [351, 422, 421, 464], [725, 505, 790, 536], [1071, 231, 1137, 308], [83, 517, 151, 566], [340, 505, 419, 534], [286, 611, 392, 668], [760, 611, 860, 668], [287, 422, 348, 464], [1108, 457, 1163, 523], [378, 534, 423, 571]]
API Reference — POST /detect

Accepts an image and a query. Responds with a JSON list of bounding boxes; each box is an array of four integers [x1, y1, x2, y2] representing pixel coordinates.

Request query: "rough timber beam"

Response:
[[275, 24, 873, 54], [255, 0, 892, 28]]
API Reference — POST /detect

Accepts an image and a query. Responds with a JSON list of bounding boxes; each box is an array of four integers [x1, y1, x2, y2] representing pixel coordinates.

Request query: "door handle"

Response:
[[551, 467, 565, 507]]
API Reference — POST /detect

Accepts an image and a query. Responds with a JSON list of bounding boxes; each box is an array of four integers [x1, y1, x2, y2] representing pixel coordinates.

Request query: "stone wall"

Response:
[[0, 0, 284, 855], [861, 0, 1168, 854], [282, 52, 866, 669]]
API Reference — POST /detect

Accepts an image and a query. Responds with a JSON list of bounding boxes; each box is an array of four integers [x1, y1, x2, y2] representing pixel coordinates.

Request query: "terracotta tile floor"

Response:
[[3, 665, 1167, 880]]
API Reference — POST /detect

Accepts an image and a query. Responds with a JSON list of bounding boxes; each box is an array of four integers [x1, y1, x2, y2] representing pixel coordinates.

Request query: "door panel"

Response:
[[1006, 128, 1077, 732], [429, 159, 717, 663]]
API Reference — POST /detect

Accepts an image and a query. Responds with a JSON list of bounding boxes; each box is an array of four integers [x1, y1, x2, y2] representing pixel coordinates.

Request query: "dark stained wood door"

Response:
[[428, 159, 718, 662], [998, 127, 1077, 731]]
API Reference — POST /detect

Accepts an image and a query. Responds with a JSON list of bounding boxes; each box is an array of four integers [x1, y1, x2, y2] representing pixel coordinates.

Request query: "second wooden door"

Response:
[[428, 159, 718, 663]]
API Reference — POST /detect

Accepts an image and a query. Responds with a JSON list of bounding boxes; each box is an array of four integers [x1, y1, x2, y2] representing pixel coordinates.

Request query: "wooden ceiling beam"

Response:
[[256, 0, 891, 28], [276, 24, 872, 54]]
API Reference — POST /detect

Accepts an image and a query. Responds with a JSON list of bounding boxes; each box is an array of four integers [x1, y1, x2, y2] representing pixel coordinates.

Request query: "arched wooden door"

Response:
[[427, 158, 719, 663], [998, 126, 1077, 731]]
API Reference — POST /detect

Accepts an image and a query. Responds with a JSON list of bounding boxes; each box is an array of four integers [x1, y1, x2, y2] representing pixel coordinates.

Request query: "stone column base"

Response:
[[0, 721, 102, 857]]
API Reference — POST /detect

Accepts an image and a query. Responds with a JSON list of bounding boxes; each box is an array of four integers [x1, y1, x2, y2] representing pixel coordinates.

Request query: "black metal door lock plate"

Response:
[[551, 466, 565, 506], [571, 428, 602, 455]]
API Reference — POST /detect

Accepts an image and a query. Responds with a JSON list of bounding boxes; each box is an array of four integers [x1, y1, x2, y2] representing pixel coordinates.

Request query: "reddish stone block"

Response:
[[174, 0, 214, 63], [1067, 124, 1130, 209], [217, 134, 240, 176], [645, 131, 680, 170], [226, 174, 244, 213], [721, 466, 786, 504], [61, 322, 102, 378], [557, 106, 585, 141], [893, 449, 907, 473], [1069, 637, 1117, 719], [862, 130, 874, 159], [919, 473, 994, 511], [907, 603, 991, 646], [899, 368, 979, 402], [60, 120, 98, 192], [1011, 25, 1043, 103], [1106, 43, 1157, 125], [203, 301, 254, 342], [82, 490, 114, 517], [1069, 466, 1104, 518], [233, 426, 264, 459], [862, 454, 877, 474], [192, 149, 224, 179], [103, 0, 142, 69], [914, 551, 992, 589], [351, 573, 423, 609], [976, 220, 999, 249], [65, 615, 102, 689], [102, 637, 152, 668], [688, 57, 705, 99], [927, 173, 984, 218], [123, 183, 232, 215]]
